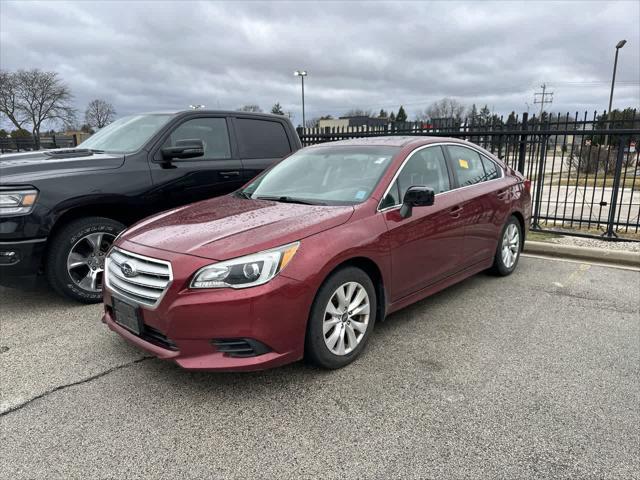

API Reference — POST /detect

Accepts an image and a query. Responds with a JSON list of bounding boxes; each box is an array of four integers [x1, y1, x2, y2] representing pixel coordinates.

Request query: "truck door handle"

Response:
[[220, 171, 240, 178]]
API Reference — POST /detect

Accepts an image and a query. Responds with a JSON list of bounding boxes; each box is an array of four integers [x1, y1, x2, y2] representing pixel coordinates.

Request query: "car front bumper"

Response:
[[102, 241, 316, 371]]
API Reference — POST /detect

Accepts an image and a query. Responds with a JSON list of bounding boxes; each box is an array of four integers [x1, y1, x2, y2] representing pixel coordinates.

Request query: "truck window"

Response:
[[165, 118, 231, 159], [235, 119, 292, 159]]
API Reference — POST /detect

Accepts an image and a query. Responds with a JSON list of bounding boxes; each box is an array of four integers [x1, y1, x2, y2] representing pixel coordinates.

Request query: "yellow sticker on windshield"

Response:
[[458, 159, 469, 169]]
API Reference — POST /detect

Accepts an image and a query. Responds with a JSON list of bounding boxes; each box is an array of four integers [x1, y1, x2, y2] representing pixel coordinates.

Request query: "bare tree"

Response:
[[0, 70, 27, 130], [85, 99, 116, 129], [237, 104, 263, 113], [422, 97, 467, 121], [14, 69, 76, 149]]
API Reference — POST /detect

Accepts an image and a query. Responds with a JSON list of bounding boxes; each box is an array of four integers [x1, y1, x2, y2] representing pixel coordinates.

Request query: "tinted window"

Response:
[[235, 119, 291, 159], [481, 155, 501, 180], [165, 118, 231, 159], [447, 145, 487, 187]]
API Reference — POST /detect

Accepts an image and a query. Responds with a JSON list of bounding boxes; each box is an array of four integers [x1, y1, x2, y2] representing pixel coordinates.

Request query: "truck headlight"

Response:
[[0, 189, 38, 216], [190, 242, 300, 289]]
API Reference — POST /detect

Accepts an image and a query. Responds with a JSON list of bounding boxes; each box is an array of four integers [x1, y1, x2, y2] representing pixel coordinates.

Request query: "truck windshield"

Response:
[[240, 145, 399, 205], [78, 114, 173, 153]]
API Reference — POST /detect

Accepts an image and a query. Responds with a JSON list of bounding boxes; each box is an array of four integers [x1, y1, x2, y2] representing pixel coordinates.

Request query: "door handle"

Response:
[[449, 206, 463, 218], [220, 171, 240, 177]]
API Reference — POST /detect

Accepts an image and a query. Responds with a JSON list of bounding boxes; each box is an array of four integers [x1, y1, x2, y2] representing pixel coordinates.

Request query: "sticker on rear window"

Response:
[[355, 190, 367, 200], [458, 159, 469, 169]]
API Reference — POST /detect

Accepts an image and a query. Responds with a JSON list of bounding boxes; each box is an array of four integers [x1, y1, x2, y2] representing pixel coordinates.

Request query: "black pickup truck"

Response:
[[0, 110, 301, 302]]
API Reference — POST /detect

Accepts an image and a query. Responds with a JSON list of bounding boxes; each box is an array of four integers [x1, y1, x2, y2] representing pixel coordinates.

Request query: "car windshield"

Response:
[[240, 145, 399, 205], [78, 114, 173, 153]]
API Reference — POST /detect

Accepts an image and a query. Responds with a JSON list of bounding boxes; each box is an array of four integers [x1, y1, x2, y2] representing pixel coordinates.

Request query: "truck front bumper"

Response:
[[0, 238, 47, 288]]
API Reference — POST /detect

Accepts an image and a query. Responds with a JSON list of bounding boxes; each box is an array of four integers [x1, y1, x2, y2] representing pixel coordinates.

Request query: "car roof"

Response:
[[307, 136, 470, 148]]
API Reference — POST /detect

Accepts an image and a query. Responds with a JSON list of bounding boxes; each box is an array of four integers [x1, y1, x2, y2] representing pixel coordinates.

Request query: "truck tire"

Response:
[[46, 217, 125, 303]]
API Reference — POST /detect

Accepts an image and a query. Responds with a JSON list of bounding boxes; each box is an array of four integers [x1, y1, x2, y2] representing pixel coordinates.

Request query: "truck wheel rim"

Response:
[[66, 232, 116, 292], [323, 281, 370, 356]]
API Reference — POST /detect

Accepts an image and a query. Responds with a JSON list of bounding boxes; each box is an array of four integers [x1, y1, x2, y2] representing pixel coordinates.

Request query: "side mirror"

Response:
[[161, 139, 204, 160], [399, 186, 435, 218]]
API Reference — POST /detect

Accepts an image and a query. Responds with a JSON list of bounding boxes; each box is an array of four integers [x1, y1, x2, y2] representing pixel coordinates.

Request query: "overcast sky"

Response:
[[1, 0, 639, 127]]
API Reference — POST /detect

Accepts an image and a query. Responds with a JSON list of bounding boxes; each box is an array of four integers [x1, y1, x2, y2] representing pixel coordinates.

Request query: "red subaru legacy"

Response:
[[102, 137, 531, 371]]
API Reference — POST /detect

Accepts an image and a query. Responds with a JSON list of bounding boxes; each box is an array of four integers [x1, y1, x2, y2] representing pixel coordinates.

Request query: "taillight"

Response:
[[523, 179, 531, 194]]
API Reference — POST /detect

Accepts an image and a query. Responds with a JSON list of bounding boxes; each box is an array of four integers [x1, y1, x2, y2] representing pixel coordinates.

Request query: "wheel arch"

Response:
[[315, 256, 387, 323]]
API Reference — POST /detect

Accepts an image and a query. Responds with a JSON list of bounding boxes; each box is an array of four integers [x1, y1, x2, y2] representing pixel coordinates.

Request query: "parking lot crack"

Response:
[[0, 356, 152, 417]]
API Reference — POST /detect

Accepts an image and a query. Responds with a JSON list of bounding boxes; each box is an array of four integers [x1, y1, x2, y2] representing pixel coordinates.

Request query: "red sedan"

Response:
[[102, 137, 531, 371]]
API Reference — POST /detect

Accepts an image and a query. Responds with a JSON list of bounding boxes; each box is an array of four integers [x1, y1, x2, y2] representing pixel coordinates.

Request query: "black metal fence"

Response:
[[0, 134, 78, 153], [298, 110, 640, 241]]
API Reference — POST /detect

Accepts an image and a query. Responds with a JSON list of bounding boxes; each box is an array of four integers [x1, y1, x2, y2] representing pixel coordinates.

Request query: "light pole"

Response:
[[294, 70, 307, 128], [605, 40, 626, 145]]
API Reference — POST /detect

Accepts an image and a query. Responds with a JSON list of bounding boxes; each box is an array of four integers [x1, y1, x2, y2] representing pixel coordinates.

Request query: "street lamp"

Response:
[[605, 39, 626, 145], [294, 70, 307, 128]]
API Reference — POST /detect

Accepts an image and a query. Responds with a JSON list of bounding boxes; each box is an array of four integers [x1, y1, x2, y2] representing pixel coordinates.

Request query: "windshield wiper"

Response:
[[256, 195, 326, 206], [234, 190, 251, 199]]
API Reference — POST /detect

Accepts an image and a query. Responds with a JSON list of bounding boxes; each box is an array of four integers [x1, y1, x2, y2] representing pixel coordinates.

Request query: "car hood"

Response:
[[122, 195, 354, 260], [0, 149, 125, 184]]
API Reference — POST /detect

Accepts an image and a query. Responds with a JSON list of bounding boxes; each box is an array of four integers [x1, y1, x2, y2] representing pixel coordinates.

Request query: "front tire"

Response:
[[46, 217, 125, 303], [305, 267, 377, 369], [490, 215, 522, 276]]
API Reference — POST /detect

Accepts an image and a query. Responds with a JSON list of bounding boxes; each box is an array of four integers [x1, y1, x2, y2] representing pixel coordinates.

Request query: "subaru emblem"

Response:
[[120, 261, 137, 278]]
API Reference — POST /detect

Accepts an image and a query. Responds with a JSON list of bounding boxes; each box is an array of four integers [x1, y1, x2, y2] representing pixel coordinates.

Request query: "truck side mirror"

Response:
[[161, 139, 204, 160]]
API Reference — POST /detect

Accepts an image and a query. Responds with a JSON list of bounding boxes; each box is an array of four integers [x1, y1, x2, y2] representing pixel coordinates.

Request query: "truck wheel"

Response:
[[46, 217, 125, 303]]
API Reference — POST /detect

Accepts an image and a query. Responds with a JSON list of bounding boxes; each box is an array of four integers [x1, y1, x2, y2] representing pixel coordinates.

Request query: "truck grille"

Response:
[[105, 247, 172, 308]]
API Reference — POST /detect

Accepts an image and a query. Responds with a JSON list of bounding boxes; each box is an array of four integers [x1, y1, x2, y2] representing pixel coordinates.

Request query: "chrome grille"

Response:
[[105, 247, 172, 308]]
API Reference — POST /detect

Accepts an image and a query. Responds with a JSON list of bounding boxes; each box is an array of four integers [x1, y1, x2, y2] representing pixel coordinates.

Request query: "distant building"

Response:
[[318, 115, 388, 130]]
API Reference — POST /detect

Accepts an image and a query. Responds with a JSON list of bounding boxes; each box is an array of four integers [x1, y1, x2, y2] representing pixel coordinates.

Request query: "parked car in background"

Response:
[[102, 136, 532, 371], [0, 110, 301, 302]]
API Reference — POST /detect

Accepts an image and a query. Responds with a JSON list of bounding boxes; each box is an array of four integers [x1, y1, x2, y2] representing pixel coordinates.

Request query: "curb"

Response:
[[524, 240, 640, 267]]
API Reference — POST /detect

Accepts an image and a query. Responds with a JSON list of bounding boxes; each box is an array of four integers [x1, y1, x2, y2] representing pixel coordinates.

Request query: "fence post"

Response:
[[517, 112, 528, 174], [531, 133, 548, 230], [603, 136, 627, 239]]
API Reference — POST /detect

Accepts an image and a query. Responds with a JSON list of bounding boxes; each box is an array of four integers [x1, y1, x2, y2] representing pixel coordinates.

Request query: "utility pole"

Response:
[[534, 83, 553, 121]]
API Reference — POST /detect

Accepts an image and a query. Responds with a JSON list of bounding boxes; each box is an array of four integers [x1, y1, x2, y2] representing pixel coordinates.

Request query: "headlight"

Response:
[[0, 189, 38, 216], [190, 242, 300, 289]]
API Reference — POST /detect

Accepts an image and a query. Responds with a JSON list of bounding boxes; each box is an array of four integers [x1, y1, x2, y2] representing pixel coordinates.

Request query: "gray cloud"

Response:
[[1, 0, 638, 127]]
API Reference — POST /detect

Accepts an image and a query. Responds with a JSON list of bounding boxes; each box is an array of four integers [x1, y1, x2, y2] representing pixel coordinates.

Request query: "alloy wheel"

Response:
[[66, 232, 116, 292], [323, 281, 370, 355], [501, 223, 520, 269]]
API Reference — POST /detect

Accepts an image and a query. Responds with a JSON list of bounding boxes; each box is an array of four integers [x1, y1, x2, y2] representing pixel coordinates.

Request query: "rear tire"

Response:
[[305, 267, 377, 369], [490, 215, 522, 276], [46, 216, 125, 303]]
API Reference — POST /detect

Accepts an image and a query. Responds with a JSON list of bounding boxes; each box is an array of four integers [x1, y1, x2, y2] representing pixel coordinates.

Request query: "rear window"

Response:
[[235, 118, 292, 159]]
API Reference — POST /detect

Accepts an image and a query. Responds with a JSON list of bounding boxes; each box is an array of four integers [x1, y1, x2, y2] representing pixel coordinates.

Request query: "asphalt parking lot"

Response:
[[1, 256, 638, 479]]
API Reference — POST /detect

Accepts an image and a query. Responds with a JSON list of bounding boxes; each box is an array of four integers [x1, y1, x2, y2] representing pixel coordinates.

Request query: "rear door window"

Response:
[[235, 118, 292, 159], [481, 155, 501, 180], [447, 145, 487, 187]]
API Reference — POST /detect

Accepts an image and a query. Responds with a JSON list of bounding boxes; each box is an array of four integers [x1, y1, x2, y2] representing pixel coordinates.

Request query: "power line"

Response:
[[534, 83, 554, 118]]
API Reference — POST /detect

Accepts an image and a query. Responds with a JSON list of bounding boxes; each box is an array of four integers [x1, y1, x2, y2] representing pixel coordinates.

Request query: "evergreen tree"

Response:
[[396, 105, 407, 122], [479, 104, 491, 125], [378, 109, 388, 118], [469, 104, 478, 124], [389, 112, 396, 122], [270, 103, 284, 115]]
